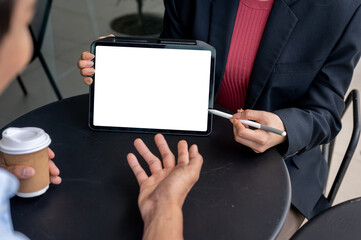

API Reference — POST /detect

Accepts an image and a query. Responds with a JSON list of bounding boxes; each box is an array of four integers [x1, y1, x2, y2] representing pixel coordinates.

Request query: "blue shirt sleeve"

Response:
[[0, 168, 29, 240]]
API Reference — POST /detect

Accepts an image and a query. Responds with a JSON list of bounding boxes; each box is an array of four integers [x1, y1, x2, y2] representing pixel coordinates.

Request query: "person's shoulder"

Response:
[[336, 0, 361, 18], [165, 0, 212, 15], [346, 0, 361, 7], [167, 0, 212, 7], [320, 0, 361, 10], [291, 0, 361, 5], [338, 0, 361, 10], [353, 0, 361, 10], [293, 0, 361, 9], [171, 0, 212, 3], [294, 0, 361, 18]]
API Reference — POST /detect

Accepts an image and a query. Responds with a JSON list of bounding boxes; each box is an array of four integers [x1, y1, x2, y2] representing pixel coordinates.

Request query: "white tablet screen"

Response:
[[93, 45, 212, 132]]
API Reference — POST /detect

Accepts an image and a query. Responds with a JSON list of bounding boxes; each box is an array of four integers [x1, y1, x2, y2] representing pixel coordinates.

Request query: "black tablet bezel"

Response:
[[89, 37, 216, 136]]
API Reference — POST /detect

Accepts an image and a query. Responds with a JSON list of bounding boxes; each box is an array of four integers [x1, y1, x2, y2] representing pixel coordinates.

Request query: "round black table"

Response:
[[6, 94, 291, 240], [292, 197, 361, 240]]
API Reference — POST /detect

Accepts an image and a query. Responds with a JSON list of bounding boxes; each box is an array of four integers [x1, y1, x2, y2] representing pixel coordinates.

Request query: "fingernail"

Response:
[[88, 69, 95, 74], [87, 61, 94, 67], [22, 168, 35, 178]]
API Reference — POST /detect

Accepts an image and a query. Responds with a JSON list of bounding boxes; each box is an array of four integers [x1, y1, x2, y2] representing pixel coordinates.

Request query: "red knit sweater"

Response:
[[215, 0, 274, 112]]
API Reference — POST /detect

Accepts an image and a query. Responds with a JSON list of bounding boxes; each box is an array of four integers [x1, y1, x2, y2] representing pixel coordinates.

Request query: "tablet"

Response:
[[89, 37, 216, 135]]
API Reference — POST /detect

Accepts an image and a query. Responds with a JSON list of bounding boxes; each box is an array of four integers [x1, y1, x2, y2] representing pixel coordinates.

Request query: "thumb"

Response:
[[7, 166, 35, 179]]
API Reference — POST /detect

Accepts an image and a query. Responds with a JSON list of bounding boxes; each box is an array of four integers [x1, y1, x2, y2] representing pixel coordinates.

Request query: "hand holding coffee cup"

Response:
[[0, 148, 61, 183], [0, 127, 61, 197]]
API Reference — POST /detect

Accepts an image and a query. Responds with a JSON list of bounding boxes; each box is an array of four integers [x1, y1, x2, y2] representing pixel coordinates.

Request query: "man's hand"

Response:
[[231, 109, 287, 153], [0, 148, 62, 184], [77, 34, 115, 85], [127, 134, 203, 240]]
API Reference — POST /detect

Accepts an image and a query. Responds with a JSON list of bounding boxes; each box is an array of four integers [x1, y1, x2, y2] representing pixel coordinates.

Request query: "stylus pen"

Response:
[[208, 109, 287, 137]]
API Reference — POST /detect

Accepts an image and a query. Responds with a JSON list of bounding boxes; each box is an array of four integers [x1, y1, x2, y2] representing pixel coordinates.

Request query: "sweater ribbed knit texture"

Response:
[[215, 0, 274, 112]]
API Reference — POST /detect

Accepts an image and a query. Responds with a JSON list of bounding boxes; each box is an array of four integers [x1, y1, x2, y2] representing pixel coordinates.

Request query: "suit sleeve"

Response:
[[160, 0, 185, 39], [274, 5, 361, 158]]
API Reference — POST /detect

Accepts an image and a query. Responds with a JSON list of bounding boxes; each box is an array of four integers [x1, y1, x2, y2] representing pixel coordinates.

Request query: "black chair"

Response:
[[322, 89, 361, 205], [17, 0, 63, 100], [291, 197, 361, 239]]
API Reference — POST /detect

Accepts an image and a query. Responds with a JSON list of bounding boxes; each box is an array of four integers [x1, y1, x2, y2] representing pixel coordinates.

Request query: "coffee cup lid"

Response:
[[0, 127, 51, 154]]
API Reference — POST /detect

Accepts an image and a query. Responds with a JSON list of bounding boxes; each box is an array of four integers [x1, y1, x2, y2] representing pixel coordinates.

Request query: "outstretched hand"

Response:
[[127, 134, 203, 240], [127, 134, 203, 221], [0, 148, 61, 184]]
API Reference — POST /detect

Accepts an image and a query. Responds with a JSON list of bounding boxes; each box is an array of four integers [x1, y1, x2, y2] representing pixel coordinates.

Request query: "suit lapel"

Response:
[[208, 0, 239, 97], [245, 0, 298, 109]]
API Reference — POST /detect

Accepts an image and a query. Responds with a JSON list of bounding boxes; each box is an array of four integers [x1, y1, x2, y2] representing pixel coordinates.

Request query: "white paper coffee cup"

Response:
[[0, 127, 51, 198]]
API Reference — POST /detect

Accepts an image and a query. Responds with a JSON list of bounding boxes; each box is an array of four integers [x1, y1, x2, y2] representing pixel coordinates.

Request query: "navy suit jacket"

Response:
[[160, 0, 361, 219]]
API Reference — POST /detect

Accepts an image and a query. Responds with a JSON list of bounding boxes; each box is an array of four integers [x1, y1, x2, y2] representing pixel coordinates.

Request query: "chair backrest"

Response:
[[323, 89, 361, 205], [29, 0, 53, 51], [291, 197, 361, 239]]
